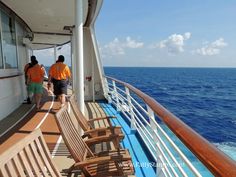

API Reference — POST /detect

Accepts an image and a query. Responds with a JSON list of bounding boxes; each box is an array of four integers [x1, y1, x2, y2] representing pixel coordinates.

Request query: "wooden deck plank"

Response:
[[0, 87, 62, 155]]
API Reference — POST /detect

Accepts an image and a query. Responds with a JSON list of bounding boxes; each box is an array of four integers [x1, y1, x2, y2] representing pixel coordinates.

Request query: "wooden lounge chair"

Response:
[[55, 106, 134, 177], [69, 95, 124, 148], [0, 129, 61, 177]]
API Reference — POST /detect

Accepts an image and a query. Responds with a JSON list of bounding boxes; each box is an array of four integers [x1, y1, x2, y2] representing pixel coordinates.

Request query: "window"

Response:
[[0, 24, 2, 69], [1, 11, 18, 69]]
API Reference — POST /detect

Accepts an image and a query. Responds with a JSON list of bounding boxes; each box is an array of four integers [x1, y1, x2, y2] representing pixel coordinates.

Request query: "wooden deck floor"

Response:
[[0, 90, 62, 152], [0, 90, 134, 176]]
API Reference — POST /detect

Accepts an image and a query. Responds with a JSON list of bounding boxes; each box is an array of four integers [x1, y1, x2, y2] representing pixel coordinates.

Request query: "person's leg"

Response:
[[60, 80, 67, 107], [61, 94, 66, 106], [35, 93, 42, 109], [35, 83, 43, 109], [27, 83, 33, 104]]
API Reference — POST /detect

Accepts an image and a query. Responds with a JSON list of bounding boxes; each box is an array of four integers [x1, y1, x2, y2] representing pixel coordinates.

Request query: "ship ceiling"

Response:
[[0, 0, 92, 50]]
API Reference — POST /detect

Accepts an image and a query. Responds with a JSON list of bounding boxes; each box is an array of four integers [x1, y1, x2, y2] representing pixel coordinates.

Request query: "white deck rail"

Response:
[[103, 76, 236, 177]]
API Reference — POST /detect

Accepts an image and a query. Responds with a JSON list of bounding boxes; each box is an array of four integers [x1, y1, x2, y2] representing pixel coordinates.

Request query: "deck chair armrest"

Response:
[[84, 134, 123, 146], [87, 116, 116, 128], [74, 155, 131, 167], [84, 126, 121, 135], [87, 116, 116, 123], [83, 128, 109, 137]]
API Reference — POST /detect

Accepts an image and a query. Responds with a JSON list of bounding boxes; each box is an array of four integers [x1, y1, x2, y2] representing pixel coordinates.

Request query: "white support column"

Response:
[[54, 45, 57, 63], [92, 53, 95, 102], [75, 0, 84, 114], [71, 28, 77, 91]]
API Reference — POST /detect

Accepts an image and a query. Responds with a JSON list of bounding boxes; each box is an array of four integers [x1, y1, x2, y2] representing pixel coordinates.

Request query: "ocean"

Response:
[[104, 67, 236, 161]]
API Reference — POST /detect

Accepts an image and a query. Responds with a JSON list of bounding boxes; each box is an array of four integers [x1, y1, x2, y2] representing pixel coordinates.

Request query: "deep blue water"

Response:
[[104, 67, 236, 160]]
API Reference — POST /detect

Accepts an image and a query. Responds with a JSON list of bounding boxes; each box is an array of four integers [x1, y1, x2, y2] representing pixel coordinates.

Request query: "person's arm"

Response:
[[66, 66, 72, 85], [48, 65, 53, 84], [27, 70, 31, 85]]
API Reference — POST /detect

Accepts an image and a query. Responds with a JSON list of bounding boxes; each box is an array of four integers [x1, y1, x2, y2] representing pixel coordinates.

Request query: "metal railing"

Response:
[[104, 76, 236, 177]]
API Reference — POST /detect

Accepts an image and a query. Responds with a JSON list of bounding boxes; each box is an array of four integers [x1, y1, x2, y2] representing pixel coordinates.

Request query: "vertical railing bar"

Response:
[[135, 124, 158, 161], [130, 95, 149, 116], [132, 110, 155, 140], [147, 105, 164, 177], [134, 119, 157, 151], [125, 87, 136, 130], [156, 142, 180, 177], [155, 131, 187, 176], [150, 118, 202, 177], [158, 154, 169, 177], [132, 103, 150, 125], [135, 122, 157, 151], [112, 80, 120, 111], [106, 77, 203, 177]]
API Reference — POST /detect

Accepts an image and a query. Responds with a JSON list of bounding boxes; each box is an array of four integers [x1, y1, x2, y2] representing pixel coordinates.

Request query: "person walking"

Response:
[[24, 56, 37, 104], [27, 56, 44, 109], [48, 55, 71, 107]]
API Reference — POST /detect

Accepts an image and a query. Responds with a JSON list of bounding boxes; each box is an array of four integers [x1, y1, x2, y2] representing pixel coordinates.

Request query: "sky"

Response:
[[35, 0, 236, 67]]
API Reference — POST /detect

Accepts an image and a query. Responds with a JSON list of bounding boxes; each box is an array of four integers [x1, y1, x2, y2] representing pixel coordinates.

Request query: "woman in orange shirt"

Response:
[[27, 57, 44, 109], [48, 55, 71, 107]]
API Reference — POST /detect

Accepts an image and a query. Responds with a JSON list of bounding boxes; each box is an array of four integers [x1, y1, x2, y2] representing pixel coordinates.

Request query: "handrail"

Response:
[[0, 72, 23, 79], [105, 76, 236, 176]]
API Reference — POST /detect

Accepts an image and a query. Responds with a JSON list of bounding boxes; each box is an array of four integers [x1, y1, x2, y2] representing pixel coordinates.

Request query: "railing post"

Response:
[[104, 77, 112, 103], [125, 87, 136, 131], [112, 80, 120, 111], [147, 105, 163, 177]]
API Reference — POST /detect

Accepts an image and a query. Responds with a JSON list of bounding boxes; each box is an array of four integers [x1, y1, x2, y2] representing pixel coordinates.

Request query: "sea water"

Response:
[[104, 67, 236, 161]]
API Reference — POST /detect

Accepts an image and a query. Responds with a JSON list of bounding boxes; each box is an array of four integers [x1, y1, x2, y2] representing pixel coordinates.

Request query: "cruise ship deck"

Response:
[[0, 88, 154, 176], [0, 1, 236, 176]]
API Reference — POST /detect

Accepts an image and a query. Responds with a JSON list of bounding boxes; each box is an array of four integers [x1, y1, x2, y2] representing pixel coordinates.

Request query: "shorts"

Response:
[[52, 79, 67, 95], [28, 82, 43, 94]]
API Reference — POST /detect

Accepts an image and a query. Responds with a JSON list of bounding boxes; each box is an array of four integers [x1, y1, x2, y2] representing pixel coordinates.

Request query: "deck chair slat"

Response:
[[19, 150, 34, 177], [69, 95, 124, 149], [24, 145, 41, 176], [71, 95, 114, 129], [55, 104, 134, 176], [61, 111, 85, 159], [58, 107, 92, 161], [39, 135, 61, 176], [30, 141, 49, 177], [70, 96, 90, 130], [0, 129, 62, 177], [6, 160, 18, 177], [0, 166, 9, 177], [13, 155, 26, 176], [35, 138, 56, 177], [59, 110, 83, 159], [61, 114, 84, 160]]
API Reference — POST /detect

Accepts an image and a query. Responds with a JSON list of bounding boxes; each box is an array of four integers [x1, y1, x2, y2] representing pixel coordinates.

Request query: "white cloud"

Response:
[[126, 37, 144, 48], [184, 32, 191, 40], [100, 37, 144, 57], [151, 32, 191, 55], [195, 38, 227, 56]]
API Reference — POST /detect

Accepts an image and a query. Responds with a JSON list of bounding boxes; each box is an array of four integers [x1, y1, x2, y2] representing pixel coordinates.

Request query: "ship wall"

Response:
[[83, 28, 104, 101], [0, 8, 30, 120]]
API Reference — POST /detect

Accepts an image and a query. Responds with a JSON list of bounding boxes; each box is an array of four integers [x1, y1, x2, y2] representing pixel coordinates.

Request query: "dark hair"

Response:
[[31, 59, 38, 66], [31, 55, 36, 62], [58, 55, 65, 62]]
